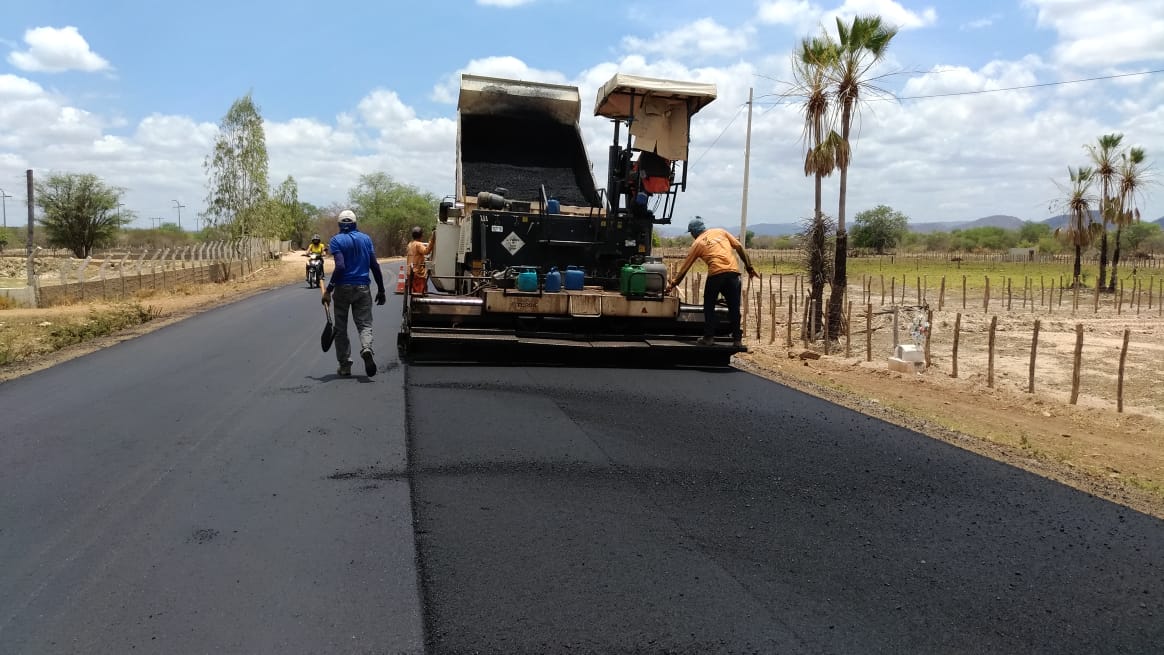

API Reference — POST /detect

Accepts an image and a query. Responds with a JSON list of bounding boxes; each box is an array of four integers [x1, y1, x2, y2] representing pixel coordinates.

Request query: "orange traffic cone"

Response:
[[394, 264, 407, 294]]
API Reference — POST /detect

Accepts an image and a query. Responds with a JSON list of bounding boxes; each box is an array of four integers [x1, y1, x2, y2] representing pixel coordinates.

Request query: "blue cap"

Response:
[[687, 217, 706, 236]]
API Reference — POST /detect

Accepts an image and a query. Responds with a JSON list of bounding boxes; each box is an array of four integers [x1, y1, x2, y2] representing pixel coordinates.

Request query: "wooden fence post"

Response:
[[1007, 277, 1012, 311], [924, 309, 933, 368], [823, 299, 831, 355], [952, 313, 961, 378], [984, 277, 990, 311], [786, 298, 793, 348], [880, 275, 885, 306], [865, 303, 872, 362], [890, 277, 896, 305], [962, 275, 967, 310], [769, 294, 777, 345], [846, 300, 853, 358], [1093, 276, 1100, 313], [1070, 323, 1083, 405], [987, 315, 998, 388], [1028, 319, 1040, 394], [938, 276, 946, 311], [755, 290, 762, 341], [1117, 328, 1130, 413]]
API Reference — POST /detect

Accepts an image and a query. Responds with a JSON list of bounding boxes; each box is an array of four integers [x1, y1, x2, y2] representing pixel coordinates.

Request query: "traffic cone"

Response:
[[394, 264, 407, 294]]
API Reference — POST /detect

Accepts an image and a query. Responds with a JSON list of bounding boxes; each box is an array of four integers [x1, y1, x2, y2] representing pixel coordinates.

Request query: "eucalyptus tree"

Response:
[[825, 14, 898, 332], [1109, 146, 1148, 291], [1084, 132, 1123, 289], [203, 92, 270, 237], [1052, 166, 1101, 286], [792, 34, 840, 337]]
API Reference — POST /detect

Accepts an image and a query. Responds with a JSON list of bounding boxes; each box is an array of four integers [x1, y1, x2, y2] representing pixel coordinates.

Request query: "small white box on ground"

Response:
[[893, 344, 925, 363]]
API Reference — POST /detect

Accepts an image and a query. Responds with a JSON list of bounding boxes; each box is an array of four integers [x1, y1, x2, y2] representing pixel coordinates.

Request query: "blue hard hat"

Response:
[[687, 217, 706, 236]]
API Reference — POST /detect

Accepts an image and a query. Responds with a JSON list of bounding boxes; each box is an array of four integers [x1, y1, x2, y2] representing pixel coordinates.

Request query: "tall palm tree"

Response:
[[826, 14, 898, 334], [792, 34, 839, 336], [1053, 166, 1100, 286], [1084, 133, 1124, 289], [1109, 146, 1147, 292]]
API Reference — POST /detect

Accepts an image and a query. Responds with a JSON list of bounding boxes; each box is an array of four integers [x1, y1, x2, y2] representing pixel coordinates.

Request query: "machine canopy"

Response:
[[593, 74, 718, 161]]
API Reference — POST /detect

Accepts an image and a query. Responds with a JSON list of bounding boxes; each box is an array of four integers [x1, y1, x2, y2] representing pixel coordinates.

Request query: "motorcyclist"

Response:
[[305, 234, 326, 282]]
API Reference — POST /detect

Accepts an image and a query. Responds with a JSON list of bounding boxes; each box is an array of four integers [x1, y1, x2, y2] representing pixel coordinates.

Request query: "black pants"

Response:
[[703, 272, 741, 339]]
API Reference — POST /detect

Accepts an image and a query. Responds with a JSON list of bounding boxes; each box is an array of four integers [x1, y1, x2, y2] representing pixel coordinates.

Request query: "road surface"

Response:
[[1, 284, 1161, 654]]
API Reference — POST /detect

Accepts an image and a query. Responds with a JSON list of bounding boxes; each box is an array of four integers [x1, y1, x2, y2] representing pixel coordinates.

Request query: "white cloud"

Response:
[[7, 26, 112, 74], [621, 18, 753, 59], [960, 14, 1000, 30], [756, 0, 937, 32], [1025, 0, 1164, 67], [476, 0, 535, 6]]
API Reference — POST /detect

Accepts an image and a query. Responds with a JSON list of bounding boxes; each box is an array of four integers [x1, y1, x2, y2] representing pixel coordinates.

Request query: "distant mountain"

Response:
[[1042, 210, 1099, 231], [908, 214, 1024, 233], [657, 213, 1162, 238]]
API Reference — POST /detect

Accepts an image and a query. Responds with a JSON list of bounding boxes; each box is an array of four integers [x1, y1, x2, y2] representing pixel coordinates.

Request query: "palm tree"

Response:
[[1084, 133, 1124, 289], [826, 15, 898, 334], [1109, 146, 1148, 292], [792, 34, 839, 337], [1052, 166, 1100, 286]]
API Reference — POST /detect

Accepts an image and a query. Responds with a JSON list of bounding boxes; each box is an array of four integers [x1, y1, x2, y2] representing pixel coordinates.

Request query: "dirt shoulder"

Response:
[[735, 346, 1163, 519]]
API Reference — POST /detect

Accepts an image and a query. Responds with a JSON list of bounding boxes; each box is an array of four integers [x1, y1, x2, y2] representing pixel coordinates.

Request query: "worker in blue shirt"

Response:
[[321, 209, 386, 377]]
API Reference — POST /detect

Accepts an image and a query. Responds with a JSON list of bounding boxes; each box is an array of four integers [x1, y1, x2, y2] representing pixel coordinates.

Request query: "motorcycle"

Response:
[[305, 252, 324, 288]]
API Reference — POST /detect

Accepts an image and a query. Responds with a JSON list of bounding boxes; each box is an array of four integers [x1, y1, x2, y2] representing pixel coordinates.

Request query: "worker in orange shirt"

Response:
[[666, 217, 758, 348], [406, 225, 436, 295]]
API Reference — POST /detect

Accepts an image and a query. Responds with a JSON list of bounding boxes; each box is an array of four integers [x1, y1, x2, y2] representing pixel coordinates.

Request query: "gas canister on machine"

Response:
[[565, 266, 585, 291]]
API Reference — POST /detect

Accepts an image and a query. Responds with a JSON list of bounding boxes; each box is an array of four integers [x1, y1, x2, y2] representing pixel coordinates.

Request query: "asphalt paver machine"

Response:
[[397, 72, 739, 365]]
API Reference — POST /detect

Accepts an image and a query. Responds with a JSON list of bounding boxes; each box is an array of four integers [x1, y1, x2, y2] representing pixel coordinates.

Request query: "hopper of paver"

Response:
[[457, 75, 600, 209]]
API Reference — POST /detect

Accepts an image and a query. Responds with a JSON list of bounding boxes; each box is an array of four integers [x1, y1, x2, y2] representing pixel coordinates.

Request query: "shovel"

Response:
[[321, 304, 334, 352]]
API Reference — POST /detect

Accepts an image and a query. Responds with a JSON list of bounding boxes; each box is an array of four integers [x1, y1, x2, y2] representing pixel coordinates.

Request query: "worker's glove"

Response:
[[321, 289, 332, 306], [375, 290, 386, 306]]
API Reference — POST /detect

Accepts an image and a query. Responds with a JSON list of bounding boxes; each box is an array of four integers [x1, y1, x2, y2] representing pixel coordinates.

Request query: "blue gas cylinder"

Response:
[[547, 198, 561, 214], [545, 267, 562, 292], [565, 266, 585, 291], [516, 267, 539, 292]]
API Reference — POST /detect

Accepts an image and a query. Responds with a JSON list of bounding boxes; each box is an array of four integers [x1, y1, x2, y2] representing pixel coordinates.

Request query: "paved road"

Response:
[[2, 284, 1163, 654], [0, 285, 423, 654]]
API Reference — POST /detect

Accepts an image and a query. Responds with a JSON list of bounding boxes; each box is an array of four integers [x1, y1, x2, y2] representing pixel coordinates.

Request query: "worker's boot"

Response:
[[361, 348, 377, 377], [337, 360, 352, 376]]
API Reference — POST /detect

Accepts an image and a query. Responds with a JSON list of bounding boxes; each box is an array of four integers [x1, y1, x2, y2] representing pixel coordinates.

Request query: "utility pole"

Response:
[[172, 199, 186, 231], [739, 87, 753, 245], [0, 187, 11, 230], [151, 217, 163, 229], [26, 170, 35, 289]]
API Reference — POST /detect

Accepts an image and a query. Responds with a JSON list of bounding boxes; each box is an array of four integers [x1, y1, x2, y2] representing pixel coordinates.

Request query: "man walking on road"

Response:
[[666, 217, 758, 348], [322, 209, 386, 377]]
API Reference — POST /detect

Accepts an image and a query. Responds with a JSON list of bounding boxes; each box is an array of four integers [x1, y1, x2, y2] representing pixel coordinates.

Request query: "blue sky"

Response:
[[1, 0, 1161, 231]]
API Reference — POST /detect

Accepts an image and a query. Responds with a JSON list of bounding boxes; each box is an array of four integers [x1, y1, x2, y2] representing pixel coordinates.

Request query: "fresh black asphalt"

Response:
[[2, 282, 1162, 654]]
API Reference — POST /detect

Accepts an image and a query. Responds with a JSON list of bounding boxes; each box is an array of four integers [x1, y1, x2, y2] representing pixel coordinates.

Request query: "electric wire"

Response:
[[692, 103, 746, 166]]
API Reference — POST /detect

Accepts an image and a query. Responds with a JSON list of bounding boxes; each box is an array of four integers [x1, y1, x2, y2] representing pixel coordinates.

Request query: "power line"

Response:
[[750, 67, 1164, 107], [894, 67, 1164, 100], [689, 103, 744, 166]]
